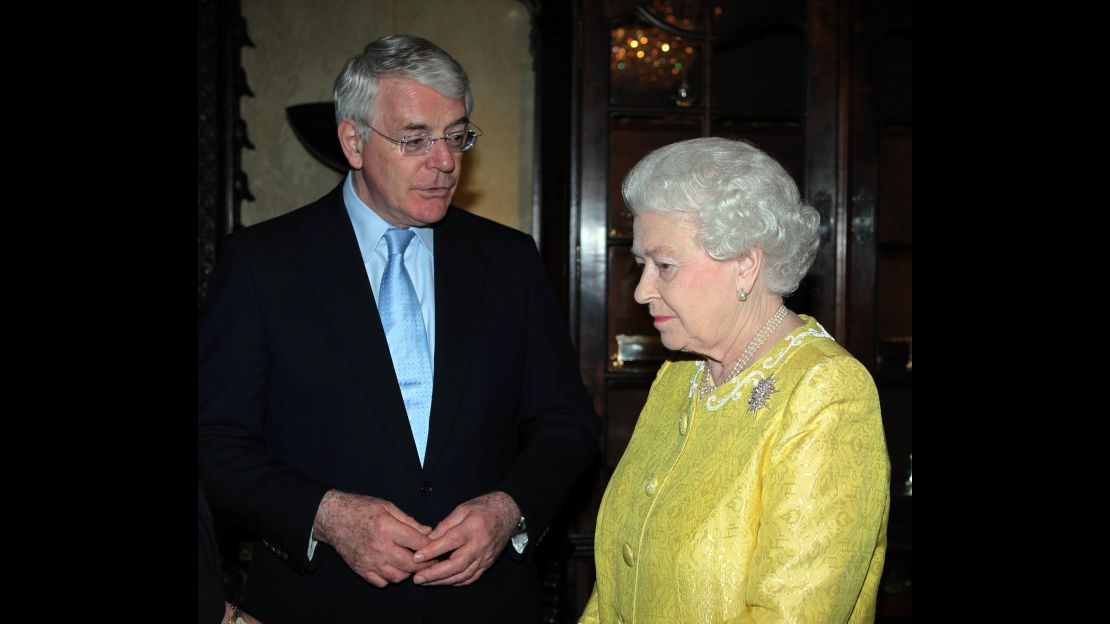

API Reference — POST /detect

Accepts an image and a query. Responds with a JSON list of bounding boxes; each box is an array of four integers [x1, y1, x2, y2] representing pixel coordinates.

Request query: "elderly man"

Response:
[[199, 35, 599, 623]]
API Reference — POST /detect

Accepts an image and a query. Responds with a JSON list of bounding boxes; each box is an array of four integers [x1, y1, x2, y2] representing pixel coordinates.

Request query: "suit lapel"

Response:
[[423, 209, 485, 475], [297, 188, 423, 475]]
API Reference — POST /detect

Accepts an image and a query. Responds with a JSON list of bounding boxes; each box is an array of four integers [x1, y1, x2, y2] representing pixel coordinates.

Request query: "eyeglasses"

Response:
[[365, 123, 483, 156]]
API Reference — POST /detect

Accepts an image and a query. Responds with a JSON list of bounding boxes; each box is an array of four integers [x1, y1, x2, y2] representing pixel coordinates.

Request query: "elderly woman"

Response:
[[580, 138, 889, 624]]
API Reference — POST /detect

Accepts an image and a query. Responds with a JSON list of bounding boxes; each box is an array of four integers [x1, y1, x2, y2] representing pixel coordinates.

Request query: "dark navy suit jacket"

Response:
[[199, 184, 599, 623]]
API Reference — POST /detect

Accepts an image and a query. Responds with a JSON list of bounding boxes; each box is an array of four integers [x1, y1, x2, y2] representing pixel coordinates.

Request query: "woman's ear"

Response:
[[734, 246, 765, 294]]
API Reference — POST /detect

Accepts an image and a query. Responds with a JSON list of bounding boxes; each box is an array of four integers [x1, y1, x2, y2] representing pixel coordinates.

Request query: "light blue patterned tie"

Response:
[[380, 228, 433, 465]]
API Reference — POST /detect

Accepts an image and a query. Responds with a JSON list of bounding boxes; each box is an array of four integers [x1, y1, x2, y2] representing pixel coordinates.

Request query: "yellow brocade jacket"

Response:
[[580, 316, 889, 624]]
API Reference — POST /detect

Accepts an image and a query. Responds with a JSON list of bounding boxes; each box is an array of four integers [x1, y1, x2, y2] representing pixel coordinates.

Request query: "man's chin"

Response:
[[410, 202, 451, 226]]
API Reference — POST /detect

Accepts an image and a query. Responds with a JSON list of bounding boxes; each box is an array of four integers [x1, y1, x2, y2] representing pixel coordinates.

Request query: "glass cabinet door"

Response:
[[597, 0, 815, 467]]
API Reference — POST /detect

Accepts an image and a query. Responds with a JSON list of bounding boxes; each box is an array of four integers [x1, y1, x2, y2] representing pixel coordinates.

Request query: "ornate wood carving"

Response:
[[197, 0, 253, 315]]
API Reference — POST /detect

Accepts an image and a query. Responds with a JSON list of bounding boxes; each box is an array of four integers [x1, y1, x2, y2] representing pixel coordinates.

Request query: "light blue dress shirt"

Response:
[[307, 174, 525, 559], [343, 172, 436, 365], [307, 173, 436, 561]]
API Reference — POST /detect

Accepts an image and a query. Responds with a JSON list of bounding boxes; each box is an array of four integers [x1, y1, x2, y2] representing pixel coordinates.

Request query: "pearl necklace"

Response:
[[700, 304, 789, 397]]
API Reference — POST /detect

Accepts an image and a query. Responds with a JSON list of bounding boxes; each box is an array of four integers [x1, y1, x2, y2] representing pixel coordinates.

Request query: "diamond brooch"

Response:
[[747, 376, 780, 413]]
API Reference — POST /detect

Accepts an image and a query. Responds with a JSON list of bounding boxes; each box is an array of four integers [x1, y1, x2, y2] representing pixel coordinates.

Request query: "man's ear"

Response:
[[338, 119, 364, 169]]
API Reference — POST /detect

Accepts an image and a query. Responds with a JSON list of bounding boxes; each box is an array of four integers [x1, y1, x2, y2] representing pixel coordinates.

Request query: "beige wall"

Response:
[[240, 0, 535, 233]]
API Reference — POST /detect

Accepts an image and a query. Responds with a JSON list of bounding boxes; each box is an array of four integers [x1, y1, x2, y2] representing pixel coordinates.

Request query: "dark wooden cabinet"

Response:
[[534, 0, 911, 621]]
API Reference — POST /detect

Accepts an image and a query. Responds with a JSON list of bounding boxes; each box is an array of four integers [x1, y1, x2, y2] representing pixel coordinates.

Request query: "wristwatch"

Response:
[[227, 603, 247, 624]]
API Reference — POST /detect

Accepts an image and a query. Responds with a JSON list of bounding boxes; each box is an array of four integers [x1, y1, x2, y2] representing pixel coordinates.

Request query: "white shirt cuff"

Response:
[[510, 530, 528, 554], [308, 529, 319, 560]]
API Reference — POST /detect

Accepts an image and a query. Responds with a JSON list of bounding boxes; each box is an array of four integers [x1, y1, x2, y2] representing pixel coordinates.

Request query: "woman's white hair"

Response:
[[622, 137, 820, 296]]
